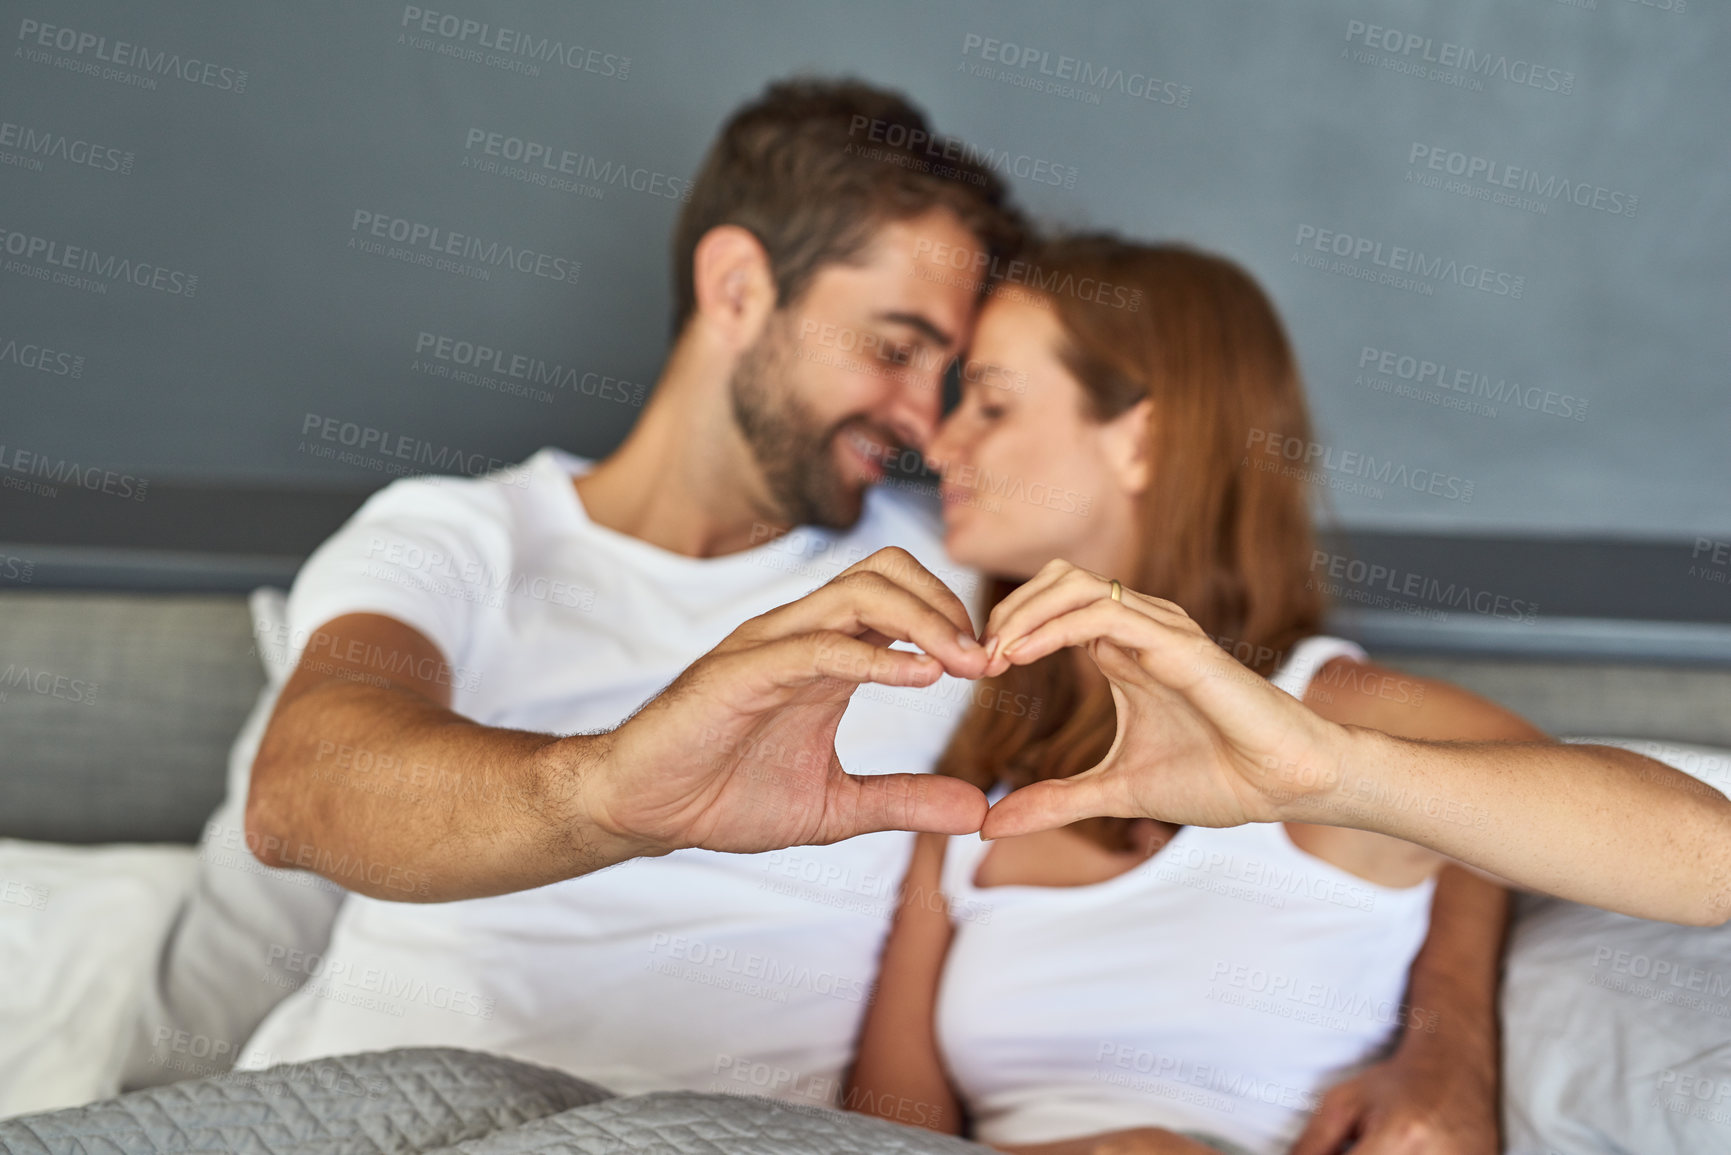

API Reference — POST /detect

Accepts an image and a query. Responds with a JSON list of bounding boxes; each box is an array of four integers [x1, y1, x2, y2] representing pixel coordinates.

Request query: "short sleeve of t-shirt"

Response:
[[281, 472, 516, 679]]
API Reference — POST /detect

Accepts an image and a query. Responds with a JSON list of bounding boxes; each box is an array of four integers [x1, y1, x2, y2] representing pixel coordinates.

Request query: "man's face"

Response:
[[729, 209, 984, 529]]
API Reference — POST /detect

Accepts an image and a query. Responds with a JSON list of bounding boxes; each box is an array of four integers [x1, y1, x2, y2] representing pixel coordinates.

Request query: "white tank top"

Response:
[[934, 637, 1435, 1155]]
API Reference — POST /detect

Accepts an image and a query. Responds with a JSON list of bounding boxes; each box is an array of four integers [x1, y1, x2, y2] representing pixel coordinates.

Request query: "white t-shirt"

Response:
[[237, 447, 984, 1107]]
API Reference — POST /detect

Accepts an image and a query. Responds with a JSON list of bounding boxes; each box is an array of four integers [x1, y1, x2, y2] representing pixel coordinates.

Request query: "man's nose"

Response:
[[887, 362, 947, 451]]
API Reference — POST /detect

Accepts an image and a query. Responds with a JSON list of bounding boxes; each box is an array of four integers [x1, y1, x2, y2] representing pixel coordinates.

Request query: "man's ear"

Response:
[[1101, 397, 1154, 497], [691, 225, 777, 353]]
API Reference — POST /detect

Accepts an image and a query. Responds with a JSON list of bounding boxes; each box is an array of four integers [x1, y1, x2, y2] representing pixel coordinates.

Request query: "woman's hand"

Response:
[[976, 559, 1348, 840], [976, 562, 1731, 925]]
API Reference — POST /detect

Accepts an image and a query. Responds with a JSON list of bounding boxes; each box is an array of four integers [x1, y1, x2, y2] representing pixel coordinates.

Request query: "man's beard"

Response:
[[728, 322, 890, 531]]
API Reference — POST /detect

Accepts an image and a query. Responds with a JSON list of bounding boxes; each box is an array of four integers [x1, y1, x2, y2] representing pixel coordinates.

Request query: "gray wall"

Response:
[[2, 3, 1727, 575]]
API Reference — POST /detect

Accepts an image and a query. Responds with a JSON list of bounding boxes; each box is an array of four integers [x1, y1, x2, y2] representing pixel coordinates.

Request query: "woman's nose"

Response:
[[925, 416, 963, 475]]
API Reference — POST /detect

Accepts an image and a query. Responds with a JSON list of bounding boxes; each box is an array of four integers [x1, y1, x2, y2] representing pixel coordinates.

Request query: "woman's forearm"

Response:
[[845, 834, 966, 1134], [1279, 728, 1731, 925]]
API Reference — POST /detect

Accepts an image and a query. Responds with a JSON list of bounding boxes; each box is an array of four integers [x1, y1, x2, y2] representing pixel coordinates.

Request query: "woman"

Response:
[[844, 238, 1548, 1154]]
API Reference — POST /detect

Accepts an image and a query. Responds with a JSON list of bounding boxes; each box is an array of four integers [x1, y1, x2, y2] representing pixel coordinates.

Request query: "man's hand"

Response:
[[974, 559, 1347, 840], [997, 1127, 1224, 1155], [1290, 864, 1506, 1155], [1290, 1043, 1498, 1155], [573, 547, 993, 860]]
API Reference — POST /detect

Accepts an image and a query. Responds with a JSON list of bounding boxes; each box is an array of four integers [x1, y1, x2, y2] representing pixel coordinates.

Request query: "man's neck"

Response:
[[572, 338, 792, 559]]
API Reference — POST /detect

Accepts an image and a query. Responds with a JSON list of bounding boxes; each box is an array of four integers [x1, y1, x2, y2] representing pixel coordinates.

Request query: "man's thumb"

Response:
[[834, 772, 987, 840]]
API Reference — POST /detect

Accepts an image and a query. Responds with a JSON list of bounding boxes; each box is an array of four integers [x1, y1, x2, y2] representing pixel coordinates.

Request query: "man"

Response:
[[237, 78, 1503, 1151], [237, 76, 1019, 1100]]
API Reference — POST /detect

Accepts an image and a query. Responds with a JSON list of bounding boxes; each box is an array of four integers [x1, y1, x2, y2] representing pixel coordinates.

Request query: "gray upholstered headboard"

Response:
[[0, 592, 262, 844], [2, 589, 1728, 845]]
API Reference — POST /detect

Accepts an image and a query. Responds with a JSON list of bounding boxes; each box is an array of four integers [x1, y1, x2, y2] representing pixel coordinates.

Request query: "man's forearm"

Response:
[[1400, 864, 1505, 1072], [246, 678, 646, 901], [1281, 728, 1731, 925]]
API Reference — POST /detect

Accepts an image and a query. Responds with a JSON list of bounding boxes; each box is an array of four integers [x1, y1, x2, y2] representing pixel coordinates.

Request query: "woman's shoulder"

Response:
[[1302, 655, 1547, 742]]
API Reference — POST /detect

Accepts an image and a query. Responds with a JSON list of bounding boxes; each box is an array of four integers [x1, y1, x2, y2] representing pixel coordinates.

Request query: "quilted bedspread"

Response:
[[0, 1048, 994, 1154]]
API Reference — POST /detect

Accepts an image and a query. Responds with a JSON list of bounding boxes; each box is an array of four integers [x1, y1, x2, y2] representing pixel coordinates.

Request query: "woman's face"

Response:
[[928, 295, 1144, 582]]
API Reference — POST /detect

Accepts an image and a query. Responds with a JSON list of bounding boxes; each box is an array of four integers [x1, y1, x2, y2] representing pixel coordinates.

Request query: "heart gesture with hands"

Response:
[[974, 559, 1350, 840], [589, 547, 993, 859]]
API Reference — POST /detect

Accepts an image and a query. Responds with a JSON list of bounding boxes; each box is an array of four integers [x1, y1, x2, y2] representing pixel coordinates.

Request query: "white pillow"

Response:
[[1501, 737, 1731, 1155], [120, 588, 350, 1090], [0, 841, 197, 1118]]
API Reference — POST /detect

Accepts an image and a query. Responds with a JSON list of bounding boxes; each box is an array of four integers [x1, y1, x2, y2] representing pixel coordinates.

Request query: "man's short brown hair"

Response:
[[670, 77, 1026, 336]]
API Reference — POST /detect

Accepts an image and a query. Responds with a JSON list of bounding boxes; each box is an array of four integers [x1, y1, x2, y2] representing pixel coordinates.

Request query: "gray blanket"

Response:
[[0, 1048, 994, 1154]]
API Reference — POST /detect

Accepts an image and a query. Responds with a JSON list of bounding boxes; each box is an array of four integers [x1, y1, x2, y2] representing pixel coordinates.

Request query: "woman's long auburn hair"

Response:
[[934, 236, 1329, 852]]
